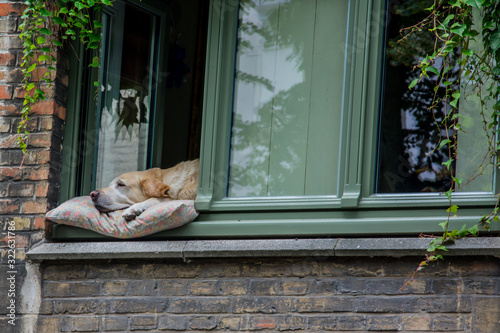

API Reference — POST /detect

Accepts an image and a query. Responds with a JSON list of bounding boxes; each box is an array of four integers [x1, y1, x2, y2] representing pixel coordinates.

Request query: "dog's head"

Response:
[[90, 168, 169, 212]]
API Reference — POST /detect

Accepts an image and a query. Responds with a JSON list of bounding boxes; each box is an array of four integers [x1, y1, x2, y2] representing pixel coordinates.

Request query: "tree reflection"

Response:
[[229, 0, 325, 197], [377, 0, 458, 193]]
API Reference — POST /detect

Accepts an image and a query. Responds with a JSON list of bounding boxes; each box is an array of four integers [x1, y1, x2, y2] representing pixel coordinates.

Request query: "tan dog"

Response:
[[90, 159, 199, 220]]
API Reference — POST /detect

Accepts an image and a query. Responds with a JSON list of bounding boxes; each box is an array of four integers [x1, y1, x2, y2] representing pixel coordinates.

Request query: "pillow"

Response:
[[46, 196, 198, 239]]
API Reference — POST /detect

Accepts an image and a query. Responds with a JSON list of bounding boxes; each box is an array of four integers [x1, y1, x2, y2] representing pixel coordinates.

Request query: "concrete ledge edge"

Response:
[[26, 237, 500, 262]]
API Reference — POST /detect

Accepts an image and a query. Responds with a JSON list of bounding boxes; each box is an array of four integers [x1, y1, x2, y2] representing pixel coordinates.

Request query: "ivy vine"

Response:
[[18, 0, 111, 154], [400, 0, 500, 286]]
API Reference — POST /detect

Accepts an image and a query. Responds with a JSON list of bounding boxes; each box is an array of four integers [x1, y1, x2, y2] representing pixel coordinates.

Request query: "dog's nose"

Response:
[[90, 191, 99, 202]]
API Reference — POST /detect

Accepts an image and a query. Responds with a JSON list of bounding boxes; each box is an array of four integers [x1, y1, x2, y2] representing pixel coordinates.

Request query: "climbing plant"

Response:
[[398, 0, 500, 285], [17, 0, 112, 154]]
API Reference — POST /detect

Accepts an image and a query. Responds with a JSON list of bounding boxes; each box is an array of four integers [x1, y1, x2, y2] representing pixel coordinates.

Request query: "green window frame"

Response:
[[55, 0, 500, 240]]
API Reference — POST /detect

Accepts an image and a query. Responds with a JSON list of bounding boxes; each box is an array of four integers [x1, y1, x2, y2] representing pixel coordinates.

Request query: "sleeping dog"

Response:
[[90, 159, 199, 220]]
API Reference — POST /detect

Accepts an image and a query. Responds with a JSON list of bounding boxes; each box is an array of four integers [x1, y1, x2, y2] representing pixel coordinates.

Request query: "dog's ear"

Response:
[[140, 178, 170, 198]]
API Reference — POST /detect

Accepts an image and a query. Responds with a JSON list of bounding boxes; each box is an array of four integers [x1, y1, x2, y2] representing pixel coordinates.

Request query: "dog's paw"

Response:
[[122, 206, 144, 221]]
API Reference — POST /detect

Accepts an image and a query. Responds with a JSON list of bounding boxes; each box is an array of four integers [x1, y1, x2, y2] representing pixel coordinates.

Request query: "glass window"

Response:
[[376, 0, 493, 194], [95, 3, 157, 188], [228, 0, 348, 197]]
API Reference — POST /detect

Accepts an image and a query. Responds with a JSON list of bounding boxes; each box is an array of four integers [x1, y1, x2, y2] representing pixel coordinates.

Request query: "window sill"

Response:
[[26, 237, 500, 262]]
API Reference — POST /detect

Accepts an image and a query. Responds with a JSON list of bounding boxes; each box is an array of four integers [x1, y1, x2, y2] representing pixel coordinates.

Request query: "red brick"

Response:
[[39, 117, 53, 131], [0, 101, 20, 116], [35, 181, 48, 197], [22, 166, 50, 180], [0, 199, 19, 213], [0, 132, 22, 148], [36, 149, 51, 164], [251, 317, 276, 330], [31, 100, 66, 120], [20, 198, 47, 214], [33, 216, 46, 230], [0, 51, 16, 66], [0, 84, 13, 99], [0, 3, 26, 16], [0, 68, 23, 83], [0, 35, 23, 49], [0, 166, 22, 181], [29, 132, 51, 148]]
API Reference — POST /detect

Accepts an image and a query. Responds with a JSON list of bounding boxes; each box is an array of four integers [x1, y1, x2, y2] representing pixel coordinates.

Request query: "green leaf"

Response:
[[36, 36, 46, 44], [439, 221, 448, 230], [438, 139, 452, 150], [468, 225, 479, 236], [409, 79, 418, 89], [447, 205, 459, 214], [463, 0, 482, 9], [52, 16, 64, 25], [27, 63, 36, 72], [442, 158, 454, 170], [53, 40, 63, 47], [37, 55, 50, 62], [39, 28, 51, 35]]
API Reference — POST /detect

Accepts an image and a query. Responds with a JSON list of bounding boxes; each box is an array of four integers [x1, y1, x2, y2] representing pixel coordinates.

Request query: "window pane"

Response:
[[376, 0, 493, 194], [95, 4, 155, 189], [228, 0, 348, 197]]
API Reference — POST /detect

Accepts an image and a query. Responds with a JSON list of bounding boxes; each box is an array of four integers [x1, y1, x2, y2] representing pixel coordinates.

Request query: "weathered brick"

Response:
[[8, 182, 34, 197], [294, 297, 353, 313], [355, 296, 418, 313], [307, 316, 336, 331], [42, 282, 71, 298], [250, 316, 276, 330], [337, 315, 366, 331], [463, 278, 498, 294], [0, 16, 17, 33], [0, 84, 13, 99], [0, 35, 22, 49], [11, 216, 31, 230], [189, 280, 219, 296], [157, 280, 189, 296], [35, 181, 49, 197], [158, 315, 189, 330], [418, 296, 472, 313], [473, 297, 500, 333], [113, 298, 166, 314], [219, 280, 247, 296], [432, 314, 465, 331], [102, 316, 128, 332], [129, 315, 157, 330], [31, 100, 66, 120], [22, 166, 50, 180], [367, 315, 399, 331], [277, 315, 307, 331], [218, 315, 250, 331], [401, 315, 432, 331], [0, 51, 16, 66], [0, 2, 26, 16], [189, 316, 217, 330], [54, 299, 106, 314], [29, 132, 52, 148], [0, 199, 19, 214], [128, 280, 156, 296], [71, 317, 99, 332], [0, 117, 10, 132], [232, 297, 292, 314], [249, 279, 280, 295], [101, 281, 128, 296], [169, 297, 230, 314], [35, 316, 60, 333], [20, 198, 47, 214], [282, 279, 310, 295], [0, 68, 23, 83], [71, 282, 99, 297]]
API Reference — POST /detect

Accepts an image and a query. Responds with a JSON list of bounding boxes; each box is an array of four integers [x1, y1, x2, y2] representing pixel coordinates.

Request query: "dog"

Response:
[[90, 159, 199, 220]]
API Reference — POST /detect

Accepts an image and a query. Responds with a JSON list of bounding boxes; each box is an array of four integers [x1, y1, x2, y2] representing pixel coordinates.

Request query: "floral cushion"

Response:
[[46, 196, 198, 239]]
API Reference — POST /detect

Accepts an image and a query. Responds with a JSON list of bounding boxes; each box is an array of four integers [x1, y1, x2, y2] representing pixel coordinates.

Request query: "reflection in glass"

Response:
[[376, 0, 493, 193], [228, 0, 347, 197], [95, 4, 155, 189]]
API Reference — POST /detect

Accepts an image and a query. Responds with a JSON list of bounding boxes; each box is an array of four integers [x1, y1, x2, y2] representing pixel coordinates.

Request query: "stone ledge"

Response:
[[26, 237, 500, 262]]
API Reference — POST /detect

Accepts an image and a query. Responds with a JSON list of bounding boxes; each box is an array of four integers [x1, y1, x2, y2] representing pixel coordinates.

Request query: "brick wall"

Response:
[[34, 256, 500, 332], [0, 0, 66, 331], [0, 1, 499, 333]]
